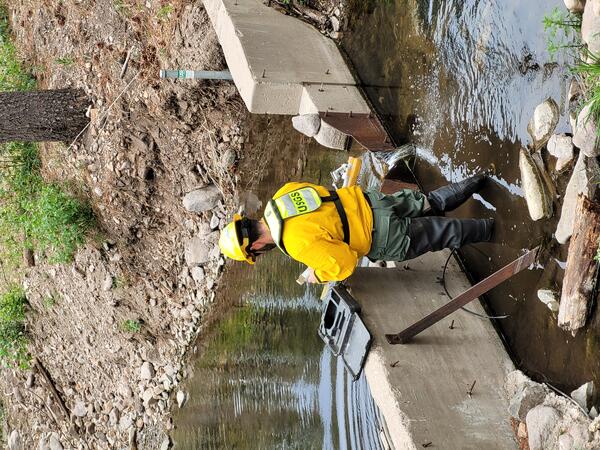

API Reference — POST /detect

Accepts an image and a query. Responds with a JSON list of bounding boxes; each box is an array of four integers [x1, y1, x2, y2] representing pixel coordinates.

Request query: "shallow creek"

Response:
[[173, 0, 599, 446], [171, 117, 390, 449], [343, 0, 599, 397]]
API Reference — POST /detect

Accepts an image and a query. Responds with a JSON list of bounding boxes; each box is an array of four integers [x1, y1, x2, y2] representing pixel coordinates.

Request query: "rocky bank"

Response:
[[0, 0, 353, 448], [506, 371, 600, 449], [1, 0, 248, 448]]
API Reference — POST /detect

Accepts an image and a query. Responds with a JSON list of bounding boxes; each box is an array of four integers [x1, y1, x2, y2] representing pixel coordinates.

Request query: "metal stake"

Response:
[[385, 246, 540, 344]]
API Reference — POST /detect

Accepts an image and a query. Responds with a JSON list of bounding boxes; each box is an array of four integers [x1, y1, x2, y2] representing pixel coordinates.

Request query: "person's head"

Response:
[[219, 215, 275, 264]]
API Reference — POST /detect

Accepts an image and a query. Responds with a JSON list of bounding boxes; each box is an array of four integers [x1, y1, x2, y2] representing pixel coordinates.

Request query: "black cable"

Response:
[[442, 248, 510, 320]]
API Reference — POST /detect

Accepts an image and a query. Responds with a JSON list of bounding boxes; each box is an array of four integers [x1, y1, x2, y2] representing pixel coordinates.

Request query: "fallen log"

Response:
[[558, 194, 600, 335]]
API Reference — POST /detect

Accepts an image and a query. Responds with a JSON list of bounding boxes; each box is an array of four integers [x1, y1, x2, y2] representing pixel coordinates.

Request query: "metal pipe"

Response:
[[159, 70, 234, 81]]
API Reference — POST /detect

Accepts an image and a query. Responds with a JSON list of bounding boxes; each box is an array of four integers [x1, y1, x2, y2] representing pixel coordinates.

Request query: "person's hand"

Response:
[[306, 268, 320, 284]]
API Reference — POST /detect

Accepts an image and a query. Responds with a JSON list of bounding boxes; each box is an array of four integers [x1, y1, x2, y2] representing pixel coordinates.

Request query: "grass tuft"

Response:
[[543, 7, 582, 60], [0, 142, 95, 265], [55, 56, 75, 66], [0, 287, 29, 369], [156, 4, 174, 21], [121, 319, 141, 333], [0, 5, 35, 91]]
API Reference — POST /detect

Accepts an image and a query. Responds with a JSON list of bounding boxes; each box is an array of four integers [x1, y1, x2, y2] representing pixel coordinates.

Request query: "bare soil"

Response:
[[1, 0, 252, 448]]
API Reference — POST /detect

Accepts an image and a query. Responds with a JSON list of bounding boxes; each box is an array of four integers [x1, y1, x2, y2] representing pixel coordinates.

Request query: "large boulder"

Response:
[[583, 1, 600, 57], [184, 231, 220, 266], [555, 152, 598, 243], [140, 361, 155, 380], [527, 99, 560, 150], [519, 148, 554, 221], [182, 185, 222, 213], [564, 0, 585, 14], [292, 114, 321, 137], [314, 120, 351, 150], [8, 430, 21, 450], [72, 401, 87, 417], [573, 103, 600, 157], [509, 382, 548, 421], [526, 405, 561, 450], [547, 134, 574, 159], [184, 237, 211, 266], [571, 381, 594, 411], [547, 134, 575, 171]]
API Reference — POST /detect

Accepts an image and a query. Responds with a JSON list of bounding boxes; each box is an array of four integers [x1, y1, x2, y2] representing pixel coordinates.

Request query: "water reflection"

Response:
[[173, 257, 387, 449], [172, 118, 388, 449]]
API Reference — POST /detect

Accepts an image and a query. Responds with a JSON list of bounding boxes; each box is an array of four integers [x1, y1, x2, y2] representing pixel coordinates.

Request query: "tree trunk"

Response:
[[0, 89, 89, 143], [558, 194, 600, 335]]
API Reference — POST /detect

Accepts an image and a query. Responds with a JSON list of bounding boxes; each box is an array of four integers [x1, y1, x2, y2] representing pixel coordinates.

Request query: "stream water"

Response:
[[343, 0, 599, 397], [173, 0, 599, 447], [171, 118, 390, 449]]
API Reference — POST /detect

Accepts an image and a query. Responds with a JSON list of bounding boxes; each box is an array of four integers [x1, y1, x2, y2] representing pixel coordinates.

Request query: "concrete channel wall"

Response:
[[201, 0, 371, 116], [348, 251, 517, 449]]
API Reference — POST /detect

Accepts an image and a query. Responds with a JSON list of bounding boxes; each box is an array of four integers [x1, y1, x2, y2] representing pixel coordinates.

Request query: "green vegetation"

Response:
[[543, 7, 582, 59], [121, 319, 141, 333], [543, 7, 600, 137], [0, 6, 35, 91], [0, 8, 94, 267], [43, 294, 56, 309], [156, 4, 174, 21], [112, 276, 128, 289], [0, 2, 96, 372], [0, 142, 94, 265], [0, 287, 29, 369], [55, 56, 75, 66], [113, 0, 131, 16]]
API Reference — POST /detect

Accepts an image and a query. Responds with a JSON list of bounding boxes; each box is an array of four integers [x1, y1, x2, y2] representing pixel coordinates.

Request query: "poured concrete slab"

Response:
[[201, 0, 371, 115], [347, 251, 516, 449]]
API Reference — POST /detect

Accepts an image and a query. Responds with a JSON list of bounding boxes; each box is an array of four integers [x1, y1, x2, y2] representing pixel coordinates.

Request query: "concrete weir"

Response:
[[201, 0, 394, 150], [347, 251, 516, 449]]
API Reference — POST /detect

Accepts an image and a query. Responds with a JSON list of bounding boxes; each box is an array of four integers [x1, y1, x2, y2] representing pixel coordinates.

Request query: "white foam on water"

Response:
[[473, 193, 497, 211]]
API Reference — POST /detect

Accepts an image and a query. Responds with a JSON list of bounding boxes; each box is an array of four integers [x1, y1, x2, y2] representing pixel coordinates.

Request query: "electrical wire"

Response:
[[544, 382, 591, 419], [442, 248, 511, 320]]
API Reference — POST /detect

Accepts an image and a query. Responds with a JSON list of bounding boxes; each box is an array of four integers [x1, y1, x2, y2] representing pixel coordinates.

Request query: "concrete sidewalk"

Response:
[[347, 251, 516, 449]]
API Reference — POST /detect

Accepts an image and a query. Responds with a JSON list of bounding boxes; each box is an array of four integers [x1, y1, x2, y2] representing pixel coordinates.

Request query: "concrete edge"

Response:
[[364, 347, 418, 450]]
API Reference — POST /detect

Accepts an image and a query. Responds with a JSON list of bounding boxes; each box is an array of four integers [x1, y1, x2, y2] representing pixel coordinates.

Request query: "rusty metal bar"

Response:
[[385, 246, 540, 344], [318, 111, 396, 152]]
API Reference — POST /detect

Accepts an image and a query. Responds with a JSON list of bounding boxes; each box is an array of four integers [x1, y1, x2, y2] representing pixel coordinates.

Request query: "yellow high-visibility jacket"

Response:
[[270, 182, 373, 282]]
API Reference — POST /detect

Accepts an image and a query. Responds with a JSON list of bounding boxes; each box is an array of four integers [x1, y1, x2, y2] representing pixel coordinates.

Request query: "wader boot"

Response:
[[404, 217, 494, 261], [426, 174, 487, 214]]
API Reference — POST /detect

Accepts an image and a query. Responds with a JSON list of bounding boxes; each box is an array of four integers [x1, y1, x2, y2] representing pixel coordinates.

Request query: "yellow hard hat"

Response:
[[218, 214, 255, 265]]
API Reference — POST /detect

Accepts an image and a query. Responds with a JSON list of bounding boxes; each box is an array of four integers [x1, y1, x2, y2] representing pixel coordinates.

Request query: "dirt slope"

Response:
[[2, 0, 248, 448]]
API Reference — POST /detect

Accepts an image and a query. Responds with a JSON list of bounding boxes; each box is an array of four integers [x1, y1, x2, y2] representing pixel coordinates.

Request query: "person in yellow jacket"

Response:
[[219, 175, 494, 283]]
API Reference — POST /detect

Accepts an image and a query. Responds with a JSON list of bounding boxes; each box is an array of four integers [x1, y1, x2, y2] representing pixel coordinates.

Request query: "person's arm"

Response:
[[296, 239, 359, 283]]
